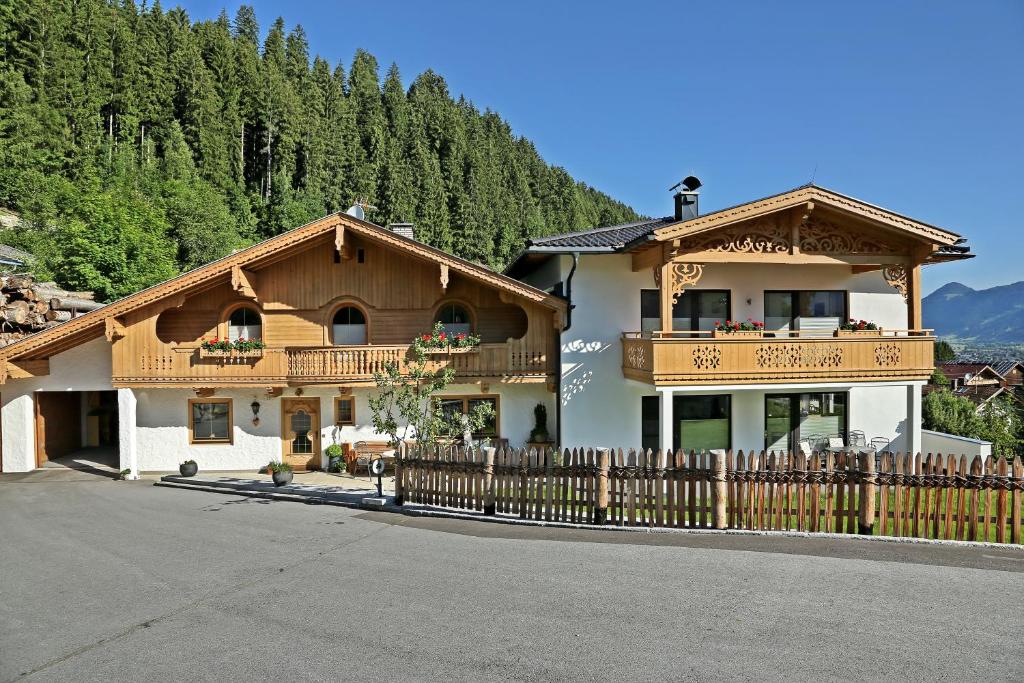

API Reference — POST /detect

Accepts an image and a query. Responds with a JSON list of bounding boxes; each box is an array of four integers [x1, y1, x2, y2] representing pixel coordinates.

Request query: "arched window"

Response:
[[435, 302, 472, 336], [228, 306, 262, 342], [332, 306, 367, 345]]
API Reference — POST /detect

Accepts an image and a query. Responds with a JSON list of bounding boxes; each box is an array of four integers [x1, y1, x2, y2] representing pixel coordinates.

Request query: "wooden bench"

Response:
[[350, 441, 399, 478]]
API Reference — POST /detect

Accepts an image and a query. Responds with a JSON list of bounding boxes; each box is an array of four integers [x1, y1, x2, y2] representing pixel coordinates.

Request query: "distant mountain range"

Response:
[[923, 281, 1024, 345]]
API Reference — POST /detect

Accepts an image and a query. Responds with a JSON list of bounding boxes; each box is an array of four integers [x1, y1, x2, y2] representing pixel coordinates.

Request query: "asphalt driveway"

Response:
[[1, 473, 1022, 681]]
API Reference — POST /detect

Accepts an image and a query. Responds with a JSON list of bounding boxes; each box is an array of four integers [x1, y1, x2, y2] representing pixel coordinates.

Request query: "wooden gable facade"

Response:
[[621, 186, 966, 386], [1, 213, 565, 389]]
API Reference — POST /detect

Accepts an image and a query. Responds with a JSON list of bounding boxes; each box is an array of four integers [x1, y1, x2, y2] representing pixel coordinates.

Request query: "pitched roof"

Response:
[[937, 362, 1004, 382], [506, 184, 971, 274], [953, 384, 1006, 406], [524, 217, 675, 250], [1, 212, 565, 363], [991, 360, 1024, 379], [652, 185, 964, 245]]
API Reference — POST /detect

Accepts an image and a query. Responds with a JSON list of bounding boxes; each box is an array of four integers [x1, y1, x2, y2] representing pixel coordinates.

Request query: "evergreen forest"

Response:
[[0, 2, 639, 301]]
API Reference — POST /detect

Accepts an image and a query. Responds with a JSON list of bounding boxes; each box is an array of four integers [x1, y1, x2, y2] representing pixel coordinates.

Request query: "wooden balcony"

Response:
[[112, 341, 552, 388], [621, 330, 934, 386]]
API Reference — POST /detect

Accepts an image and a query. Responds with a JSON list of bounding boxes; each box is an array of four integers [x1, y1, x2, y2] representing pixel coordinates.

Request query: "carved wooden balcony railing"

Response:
[[621, 330, 935, 385], [114, 340, 551, 387]]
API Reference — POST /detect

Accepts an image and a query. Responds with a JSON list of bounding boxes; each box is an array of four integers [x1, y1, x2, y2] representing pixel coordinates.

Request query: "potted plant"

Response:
[[835, 319, 881, 337], [325, 444, 345, 473], [179, 459, 198, 477], [712, 319, 765, 338], [268, 460, 293, 486], [527, 403, 553, 451]]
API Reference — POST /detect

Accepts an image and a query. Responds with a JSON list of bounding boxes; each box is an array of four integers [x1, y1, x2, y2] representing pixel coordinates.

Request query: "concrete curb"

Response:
[[154, 477, 1024, 551]]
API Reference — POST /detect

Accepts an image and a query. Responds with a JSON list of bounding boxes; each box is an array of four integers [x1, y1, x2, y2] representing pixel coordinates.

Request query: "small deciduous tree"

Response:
[[368, 322, 493, 451]]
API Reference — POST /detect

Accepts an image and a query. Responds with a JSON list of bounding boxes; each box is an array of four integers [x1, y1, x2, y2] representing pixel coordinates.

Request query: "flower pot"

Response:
[[272, 471, 293, 487], [711, 329, 763, 339], [179, 461, 198, 477], [834, 328, 881, 337]]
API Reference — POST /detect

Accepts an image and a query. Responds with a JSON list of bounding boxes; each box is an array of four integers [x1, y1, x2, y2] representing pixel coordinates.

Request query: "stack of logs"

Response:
[[0, 273, 102, 347]]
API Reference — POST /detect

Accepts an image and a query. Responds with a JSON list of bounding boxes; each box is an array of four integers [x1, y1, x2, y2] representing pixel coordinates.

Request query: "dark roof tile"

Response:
[[525, 217, 675, 250]]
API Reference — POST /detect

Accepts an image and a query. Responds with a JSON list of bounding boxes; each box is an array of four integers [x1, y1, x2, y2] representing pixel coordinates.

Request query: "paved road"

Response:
[[2, 471, 1023, 682]]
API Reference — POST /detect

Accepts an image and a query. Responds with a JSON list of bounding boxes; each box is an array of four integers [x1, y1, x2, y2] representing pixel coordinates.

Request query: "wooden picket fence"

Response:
[[395, 446, 1024, 544]]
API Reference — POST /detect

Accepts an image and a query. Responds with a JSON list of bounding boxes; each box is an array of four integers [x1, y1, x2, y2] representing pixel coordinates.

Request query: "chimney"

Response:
[[387, 222, 415, 240], [671, 175, 702, 221]]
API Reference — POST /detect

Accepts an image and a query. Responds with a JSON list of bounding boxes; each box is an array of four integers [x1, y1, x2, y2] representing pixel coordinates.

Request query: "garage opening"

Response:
[[34, 391, 119, 471]]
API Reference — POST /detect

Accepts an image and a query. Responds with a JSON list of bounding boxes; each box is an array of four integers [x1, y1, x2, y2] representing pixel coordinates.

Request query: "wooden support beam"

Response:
[[104, 316, 126, 342], [790, 202, 812, 255], [266, 387, 283, 398], [231, 265, 258, 301], [439, 264, 449, 292], [851, 265, 882, 274], [907, 264, 922, 329], [335, 224, 352, 260], [659, 262, 673, 333], [6, 359, 49, 379], [195, 387, 217, 398]]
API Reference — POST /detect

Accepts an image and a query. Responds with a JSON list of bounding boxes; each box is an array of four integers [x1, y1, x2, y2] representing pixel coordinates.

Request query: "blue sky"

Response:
[[181, 0, 1023, 294]]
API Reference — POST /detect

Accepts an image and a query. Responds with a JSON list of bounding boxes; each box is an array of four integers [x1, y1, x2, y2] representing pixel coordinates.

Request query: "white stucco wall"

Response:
[[1, 337, 114, 472], [550, 254, 912, 451], [684, 263, 908, 330], [559, 254, 657, 448], [134, 382, 553, 472], [656, 382, 918, 454]]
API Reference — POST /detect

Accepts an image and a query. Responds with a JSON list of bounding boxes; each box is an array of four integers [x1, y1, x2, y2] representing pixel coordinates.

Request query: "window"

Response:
[[289, 409, 313, 454], [764, 291, 845, 335], [189, 399, 232, 444], [435, 303, 472, 335], [228, 306, 262, 342], [332, 306, 367, 345], [641, 289, 730, 334], [437, 396, 498, 437], [765, 392, 848, 451], [641, 396, 660, 452], [335, 396, 355, 426], [674, 395, 731, 453]]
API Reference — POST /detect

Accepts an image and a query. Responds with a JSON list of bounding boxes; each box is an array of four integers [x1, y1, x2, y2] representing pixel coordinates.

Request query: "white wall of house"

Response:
[[1, 337, 114, 472], [134, 382, 553, 472], [679, 263, 908, 330], [559, 254, 656, 448], [657, 382, 918, 454], [540, 253, 913, 450]]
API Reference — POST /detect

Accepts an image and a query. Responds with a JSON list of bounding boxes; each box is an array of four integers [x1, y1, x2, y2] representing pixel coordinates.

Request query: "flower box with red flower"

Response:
[[416, 329, 481, 355], [199, 337, 266, 358], [834, 319, 882, 337], [711, 319, 764, 339]]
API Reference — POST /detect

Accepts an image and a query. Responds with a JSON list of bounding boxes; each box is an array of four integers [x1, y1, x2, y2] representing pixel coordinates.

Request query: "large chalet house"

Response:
[[508, 181, 970, 458], [0, 181, 971, 476]]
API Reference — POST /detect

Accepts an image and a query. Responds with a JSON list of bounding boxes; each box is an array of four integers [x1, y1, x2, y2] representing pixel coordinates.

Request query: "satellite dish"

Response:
[[345, 204, 365, 221], [370, 458, 386, 476]]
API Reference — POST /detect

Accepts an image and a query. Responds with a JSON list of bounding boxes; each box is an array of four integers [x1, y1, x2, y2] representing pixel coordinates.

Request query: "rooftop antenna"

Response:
[[809, 164, 818, 186], [345, 198, 377, 221]]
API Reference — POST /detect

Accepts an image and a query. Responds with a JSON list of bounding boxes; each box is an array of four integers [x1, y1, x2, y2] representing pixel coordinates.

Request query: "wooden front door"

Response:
[[281, 397, 320, 471], [35, 392, 82, 467]]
